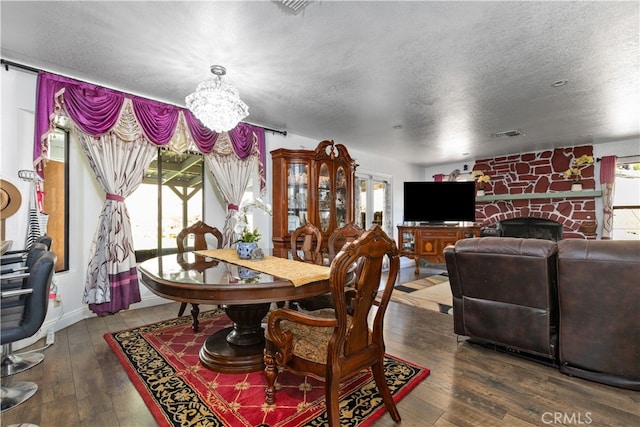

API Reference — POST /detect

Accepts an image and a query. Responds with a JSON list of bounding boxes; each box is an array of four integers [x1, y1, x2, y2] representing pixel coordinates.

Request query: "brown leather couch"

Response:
[[444, 237, 640, 390], [556, 239, 640, 390]]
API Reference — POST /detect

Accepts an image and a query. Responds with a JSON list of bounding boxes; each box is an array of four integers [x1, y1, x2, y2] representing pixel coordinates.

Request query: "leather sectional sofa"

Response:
[[444, 237, 640, 390]]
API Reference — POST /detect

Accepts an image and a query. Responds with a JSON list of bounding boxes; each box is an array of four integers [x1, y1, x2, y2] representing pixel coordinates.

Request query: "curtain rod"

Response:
[[1, 58, 288, 136], [597, 155, 639, 162]]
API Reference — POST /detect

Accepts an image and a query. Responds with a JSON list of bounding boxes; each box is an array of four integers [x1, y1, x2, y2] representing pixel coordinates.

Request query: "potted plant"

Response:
[[233, 198, 272, 259], [563, 154, 594, 191]]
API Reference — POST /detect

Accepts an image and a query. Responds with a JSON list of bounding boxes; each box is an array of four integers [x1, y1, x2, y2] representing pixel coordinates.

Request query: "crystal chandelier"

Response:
[[185, 65, 249, 133]]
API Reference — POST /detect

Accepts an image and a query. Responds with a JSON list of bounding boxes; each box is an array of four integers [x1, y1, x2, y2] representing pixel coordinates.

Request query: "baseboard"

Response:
[[11, 294, 172, 351]]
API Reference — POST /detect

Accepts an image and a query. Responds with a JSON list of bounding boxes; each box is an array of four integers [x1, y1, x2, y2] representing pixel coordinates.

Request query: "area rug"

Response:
[[382, 273, 453, 314], [104, 310, 429, 427]]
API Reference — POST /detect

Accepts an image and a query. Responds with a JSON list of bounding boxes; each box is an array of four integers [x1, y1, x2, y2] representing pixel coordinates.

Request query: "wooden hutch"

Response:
[[397, 225, 481, 274], [271, 140, 357, 258]]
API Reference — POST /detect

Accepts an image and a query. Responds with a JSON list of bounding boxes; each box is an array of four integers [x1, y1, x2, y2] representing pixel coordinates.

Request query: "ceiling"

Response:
[[1, 1, 639, 167]]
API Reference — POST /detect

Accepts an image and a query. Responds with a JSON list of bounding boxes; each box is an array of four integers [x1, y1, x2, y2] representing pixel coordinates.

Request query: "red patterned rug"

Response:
[[104, 310, 429, 427]]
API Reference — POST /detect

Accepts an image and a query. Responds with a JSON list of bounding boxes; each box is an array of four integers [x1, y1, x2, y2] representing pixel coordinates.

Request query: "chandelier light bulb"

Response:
[[186, 65, 249, 133]]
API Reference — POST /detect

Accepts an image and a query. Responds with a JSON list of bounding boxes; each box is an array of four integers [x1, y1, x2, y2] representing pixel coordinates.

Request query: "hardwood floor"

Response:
[[2, 265, 639, 426]]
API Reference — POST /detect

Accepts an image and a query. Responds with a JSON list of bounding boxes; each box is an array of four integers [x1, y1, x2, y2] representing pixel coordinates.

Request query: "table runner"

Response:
[[195, 248, 330, 287]]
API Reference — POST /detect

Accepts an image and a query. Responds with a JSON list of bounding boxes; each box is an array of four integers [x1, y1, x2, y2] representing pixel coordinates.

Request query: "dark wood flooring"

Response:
[[2, 265, 639, 426]]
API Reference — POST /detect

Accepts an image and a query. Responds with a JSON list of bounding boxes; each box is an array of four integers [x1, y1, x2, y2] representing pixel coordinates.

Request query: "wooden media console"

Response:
[[397, 225, 480, 274]]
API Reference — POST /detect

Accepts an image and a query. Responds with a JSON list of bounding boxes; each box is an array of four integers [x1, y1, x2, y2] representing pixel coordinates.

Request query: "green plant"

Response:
[[236, 227, 262, 243]]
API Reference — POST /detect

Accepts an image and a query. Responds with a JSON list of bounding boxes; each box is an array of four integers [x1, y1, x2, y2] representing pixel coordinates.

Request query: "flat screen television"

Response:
[[403, 181, 476, 223]]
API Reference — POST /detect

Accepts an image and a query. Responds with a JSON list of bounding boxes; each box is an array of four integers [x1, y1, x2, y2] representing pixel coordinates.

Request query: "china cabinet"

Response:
[[271, 140, 357, 258]]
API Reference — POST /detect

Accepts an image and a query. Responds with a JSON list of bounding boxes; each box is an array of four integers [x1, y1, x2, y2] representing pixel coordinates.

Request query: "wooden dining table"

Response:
[[137, 250, 330, 373]]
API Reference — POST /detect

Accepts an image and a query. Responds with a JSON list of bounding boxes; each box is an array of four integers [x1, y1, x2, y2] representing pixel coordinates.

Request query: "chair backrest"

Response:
[[327, 222, 364, 263], [1, 251, 56, 345], [444, 237, 558, 358], [36, 235, 53, 250], [25, 242, 49, 270], [329, 224, 399, 360], [176, 221, 223, 253], [290, 222, 322, 264]]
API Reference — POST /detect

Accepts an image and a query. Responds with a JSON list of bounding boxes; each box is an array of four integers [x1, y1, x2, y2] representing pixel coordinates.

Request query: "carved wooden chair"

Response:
[[290, 222, 323, 265], [327, 222, 364, 263], [175, 221, 223, 327], [295, 222, 366, 311], [264, 225, 401, 426], [283, 222, 324, 310]]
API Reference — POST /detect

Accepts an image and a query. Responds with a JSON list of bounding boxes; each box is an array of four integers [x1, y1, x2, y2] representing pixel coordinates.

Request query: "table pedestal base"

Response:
[[199, 327, 266, 373], [199, 303, 270, 373]]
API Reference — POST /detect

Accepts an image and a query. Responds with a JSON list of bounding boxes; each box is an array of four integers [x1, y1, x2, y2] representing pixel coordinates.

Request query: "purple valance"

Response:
[[34, 71, 266, 187]]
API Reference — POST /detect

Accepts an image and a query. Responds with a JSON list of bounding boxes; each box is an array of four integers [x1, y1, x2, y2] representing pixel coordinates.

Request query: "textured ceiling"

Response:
[[1, 1, 639, 166]]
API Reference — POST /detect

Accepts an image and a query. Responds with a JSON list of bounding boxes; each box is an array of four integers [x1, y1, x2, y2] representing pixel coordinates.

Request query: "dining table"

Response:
[[137, 249, 331, 373]]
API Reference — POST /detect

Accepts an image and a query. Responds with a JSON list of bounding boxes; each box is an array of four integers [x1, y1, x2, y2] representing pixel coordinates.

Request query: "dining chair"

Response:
[[290, 222, 323, 265], [282, 222, 323, 310], [264, 225, 401, 426], [175, 221, 223, 321], [296, 222, 365, 311], [327, 222, 364, 263]]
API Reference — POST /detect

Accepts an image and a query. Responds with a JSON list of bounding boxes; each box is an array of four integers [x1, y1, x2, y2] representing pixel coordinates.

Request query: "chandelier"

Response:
[[185, 65, 249, 133]]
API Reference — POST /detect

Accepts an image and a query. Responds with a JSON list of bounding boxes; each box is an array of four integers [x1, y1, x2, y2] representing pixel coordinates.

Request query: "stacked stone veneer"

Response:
[[473, 145, 596, 239]]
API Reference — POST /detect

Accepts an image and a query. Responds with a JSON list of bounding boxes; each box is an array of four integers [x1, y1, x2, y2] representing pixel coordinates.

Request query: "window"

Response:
[[42, 127, 69, 272], [613, 162, 640, 240], [129, 149, 204, 261]]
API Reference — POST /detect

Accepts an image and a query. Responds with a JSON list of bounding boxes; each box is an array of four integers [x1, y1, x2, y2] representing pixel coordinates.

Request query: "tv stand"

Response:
[[397, 225, 481, 274]]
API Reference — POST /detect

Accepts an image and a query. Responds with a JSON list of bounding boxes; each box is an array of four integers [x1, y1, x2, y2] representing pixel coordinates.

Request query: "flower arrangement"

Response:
[[233, 197, 272, 243], [563, 155, 594, 183], [236, 227, 263, 243], [471, 170, 491, 189]]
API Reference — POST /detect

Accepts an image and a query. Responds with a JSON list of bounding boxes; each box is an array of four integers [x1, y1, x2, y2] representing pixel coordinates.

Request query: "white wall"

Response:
[[2, 69, 424, 338]]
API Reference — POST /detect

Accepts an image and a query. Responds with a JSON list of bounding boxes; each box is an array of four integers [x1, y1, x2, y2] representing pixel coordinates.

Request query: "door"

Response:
[[356, 171, 392, 237]]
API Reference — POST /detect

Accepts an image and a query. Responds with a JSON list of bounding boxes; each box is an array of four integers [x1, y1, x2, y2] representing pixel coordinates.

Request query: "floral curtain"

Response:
[[79, 130, 157, 315], [600, 155, 617, 239], [34, 71, 266, 315]]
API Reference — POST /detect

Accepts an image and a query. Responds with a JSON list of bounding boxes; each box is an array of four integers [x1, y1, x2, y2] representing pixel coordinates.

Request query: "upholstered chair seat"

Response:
[[265, 308, 367, 364]]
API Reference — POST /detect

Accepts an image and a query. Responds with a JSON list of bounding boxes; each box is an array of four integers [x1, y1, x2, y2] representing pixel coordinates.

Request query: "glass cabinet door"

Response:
[[335, 166, 347, 228], [287, 162, 309, 232], [318, 162, 331, 232]]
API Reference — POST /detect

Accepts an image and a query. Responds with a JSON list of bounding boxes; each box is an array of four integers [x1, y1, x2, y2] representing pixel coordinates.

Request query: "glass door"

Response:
[[287, 162, 309, 232], [356, 172, 392, 237], [318, 162, 331, 232]]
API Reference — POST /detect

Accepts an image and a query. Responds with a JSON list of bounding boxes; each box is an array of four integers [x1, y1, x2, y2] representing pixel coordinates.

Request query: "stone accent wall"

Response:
[[473, 145, 596, 239]]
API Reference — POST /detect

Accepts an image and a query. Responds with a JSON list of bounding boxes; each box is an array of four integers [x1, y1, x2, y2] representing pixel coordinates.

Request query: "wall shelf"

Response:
[[476, 190, 602, 202]]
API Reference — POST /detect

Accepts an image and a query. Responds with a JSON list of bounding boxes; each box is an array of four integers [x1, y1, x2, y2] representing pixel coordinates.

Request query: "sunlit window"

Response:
[[613, 162, 640, 240], [128, 149, 204, 261]]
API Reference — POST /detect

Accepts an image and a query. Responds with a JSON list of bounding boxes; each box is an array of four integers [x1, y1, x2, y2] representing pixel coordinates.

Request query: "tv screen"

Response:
[[403, 181, 476, 223]]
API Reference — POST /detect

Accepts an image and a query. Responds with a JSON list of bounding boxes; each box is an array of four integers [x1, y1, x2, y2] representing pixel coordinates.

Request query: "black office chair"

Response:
[[1, 236, 52, 267], [1, 251, 55, 412], [1, 242, 49, 288]]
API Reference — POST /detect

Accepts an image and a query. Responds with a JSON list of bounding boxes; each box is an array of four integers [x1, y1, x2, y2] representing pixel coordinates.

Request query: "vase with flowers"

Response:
[[472, 171, 491, 196], [563, 154, 594, 191], [233, 198, 272, 259]]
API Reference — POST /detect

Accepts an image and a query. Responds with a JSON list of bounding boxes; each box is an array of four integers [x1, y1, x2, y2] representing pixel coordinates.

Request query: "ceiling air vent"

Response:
[[277, 0, 310, 14], [492, 129, 525, 138]]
